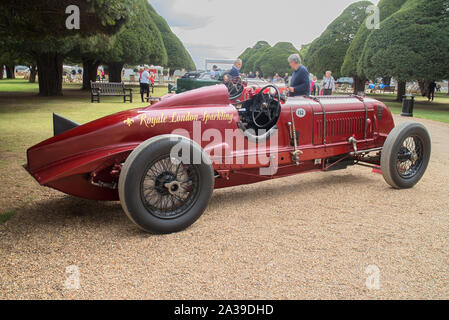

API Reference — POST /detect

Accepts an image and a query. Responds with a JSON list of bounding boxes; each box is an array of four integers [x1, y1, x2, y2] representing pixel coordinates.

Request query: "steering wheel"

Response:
[[224, 76, 245, 100], [251, 85, 281, 129]]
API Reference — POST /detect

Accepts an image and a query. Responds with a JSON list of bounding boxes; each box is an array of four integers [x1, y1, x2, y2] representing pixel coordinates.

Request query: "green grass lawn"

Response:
[[368, 93, 449, 123], [0, 79, 169, 152]]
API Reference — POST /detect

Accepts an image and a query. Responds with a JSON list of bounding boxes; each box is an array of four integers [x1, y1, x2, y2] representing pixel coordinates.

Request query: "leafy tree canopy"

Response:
[[145, 2, 196, 71], [341, 0, 407, 78], [239, 41, 271, 74], [0, 0, 132, 39], [360, 0, 449, 82], [103, 0, 167, 66], [304, 1, 373, 79], [299, 44, 311, 61], [255, 42, 300, 77]]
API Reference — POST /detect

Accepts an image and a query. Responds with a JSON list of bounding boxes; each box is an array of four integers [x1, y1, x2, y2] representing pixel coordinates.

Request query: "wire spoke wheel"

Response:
[[396, 136, 424, 179], [120, 136, 215, 233], [140, 155, 200, 219]]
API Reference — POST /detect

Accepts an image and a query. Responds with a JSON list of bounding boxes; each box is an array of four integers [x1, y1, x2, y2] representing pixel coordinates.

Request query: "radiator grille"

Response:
[[314, 116, 366, 144]]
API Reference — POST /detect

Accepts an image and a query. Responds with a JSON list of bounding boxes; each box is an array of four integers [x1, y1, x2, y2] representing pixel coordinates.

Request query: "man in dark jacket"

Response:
[[229, 59, 242, 78], [287, 54, 310, 96], [427, 81, 437, 102]]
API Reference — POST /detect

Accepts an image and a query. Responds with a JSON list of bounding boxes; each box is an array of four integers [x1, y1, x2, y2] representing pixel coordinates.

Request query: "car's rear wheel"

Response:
[[381, 122, 431, 189], [119, 135, 214, 234]]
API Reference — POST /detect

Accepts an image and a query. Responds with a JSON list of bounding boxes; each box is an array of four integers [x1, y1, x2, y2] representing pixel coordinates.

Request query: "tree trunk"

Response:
[[418, 80, 430, 97], [353, 75, 366, 95], [0, 65, 3, 79], [396, 81, 406, 102], [29, 65, 37, 83], [35, 52, 63, 96], [82, 58, 100, 90], [5, 65, 15, 79], [107, 62, 123, 83]]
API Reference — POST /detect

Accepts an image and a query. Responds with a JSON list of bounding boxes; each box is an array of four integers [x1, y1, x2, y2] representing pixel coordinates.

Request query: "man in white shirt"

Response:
[[140, 67, 151, 102], [322, 71, 335, 96]]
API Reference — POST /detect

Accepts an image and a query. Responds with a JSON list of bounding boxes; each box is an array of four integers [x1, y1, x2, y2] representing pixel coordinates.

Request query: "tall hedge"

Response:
[[0, 0, 133, 95], [103, 0, 167, 82], [340, 0, 407, 78], [255, 42, 300, 77], [360, 0, 449, 99], [145, 2, 196, 71], [341, 0, 407, 92], [239, 41, 271, 74], [304, 1, 372, 79]]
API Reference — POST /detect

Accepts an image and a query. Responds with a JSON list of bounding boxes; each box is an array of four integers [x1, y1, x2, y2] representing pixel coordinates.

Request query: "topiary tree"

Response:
[[145, 2, 196, 72], [255, 42, 300, 78], [341, 0, 407, 93], [0, 0, 133, 95], [103, 0, 167, 82], [69, 0, 194, 88], [238, 47, 254, 73], [305, 1, 372, 80], [299, 44, 310, 62], [360, 0, 449, 100], [239, 41, 271, 74]]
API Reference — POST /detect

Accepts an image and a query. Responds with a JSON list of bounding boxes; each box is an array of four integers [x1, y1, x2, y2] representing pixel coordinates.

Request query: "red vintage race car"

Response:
[[25, 84, 431, 233]]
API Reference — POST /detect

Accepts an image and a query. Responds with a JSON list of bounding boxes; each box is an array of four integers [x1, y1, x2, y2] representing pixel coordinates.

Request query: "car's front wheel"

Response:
[[119, 135, 214, 234], [381, 122, 431, 189]]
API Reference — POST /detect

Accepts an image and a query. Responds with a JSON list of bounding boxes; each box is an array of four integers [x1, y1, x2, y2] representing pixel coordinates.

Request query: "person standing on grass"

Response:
[[149, 72, 155, 93], [427, 81, 437, 102], [321, 71, 335, 96], [310, 76, 318, 96], [287, 54, 310, 97], [140, 67, 151, 103]]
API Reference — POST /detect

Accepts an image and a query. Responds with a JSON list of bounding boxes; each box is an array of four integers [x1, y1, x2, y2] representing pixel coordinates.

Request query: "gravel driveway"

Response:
[[1, 115, 448, 299]]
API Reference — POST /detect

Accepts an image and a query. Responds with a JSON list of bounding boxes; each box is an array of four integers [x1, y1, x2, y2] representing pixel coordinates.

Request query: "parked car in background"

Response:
[[336, 77, 354, 86], [170, 71, 227, 95], [169, 72, 287, 102], [15, 65, 30, 74]]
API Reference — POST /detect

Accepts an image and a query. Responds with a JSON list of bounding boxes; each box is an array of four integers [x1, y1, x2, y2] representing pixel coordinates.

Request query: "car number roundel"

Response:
[[296, 108, 306, 118]]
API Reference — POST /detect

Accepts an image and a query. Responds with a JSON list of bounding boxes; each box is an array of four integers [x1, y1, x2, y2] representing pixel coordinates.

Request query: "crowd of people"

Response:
[[223, 54, 337, 97]]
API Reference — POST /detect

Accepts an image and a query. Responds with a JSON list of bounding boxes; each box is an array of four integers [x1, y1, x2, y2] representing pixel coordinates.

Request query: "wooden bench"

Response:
[[91, 81, 133, 103], [383, 86, 396, 94]]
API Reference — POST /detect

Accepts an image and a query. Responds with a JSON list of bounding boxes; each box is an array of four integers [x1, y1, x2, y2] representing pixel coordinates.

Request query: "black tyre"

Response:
[[119, 135, 214, 234], [381, 122, 431, 189]]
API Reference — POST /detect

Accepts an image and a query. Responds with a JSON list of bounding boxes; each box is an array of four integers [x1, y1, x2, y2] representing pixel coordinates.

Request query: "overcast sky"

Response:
[[151, 0, 380, 70]]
